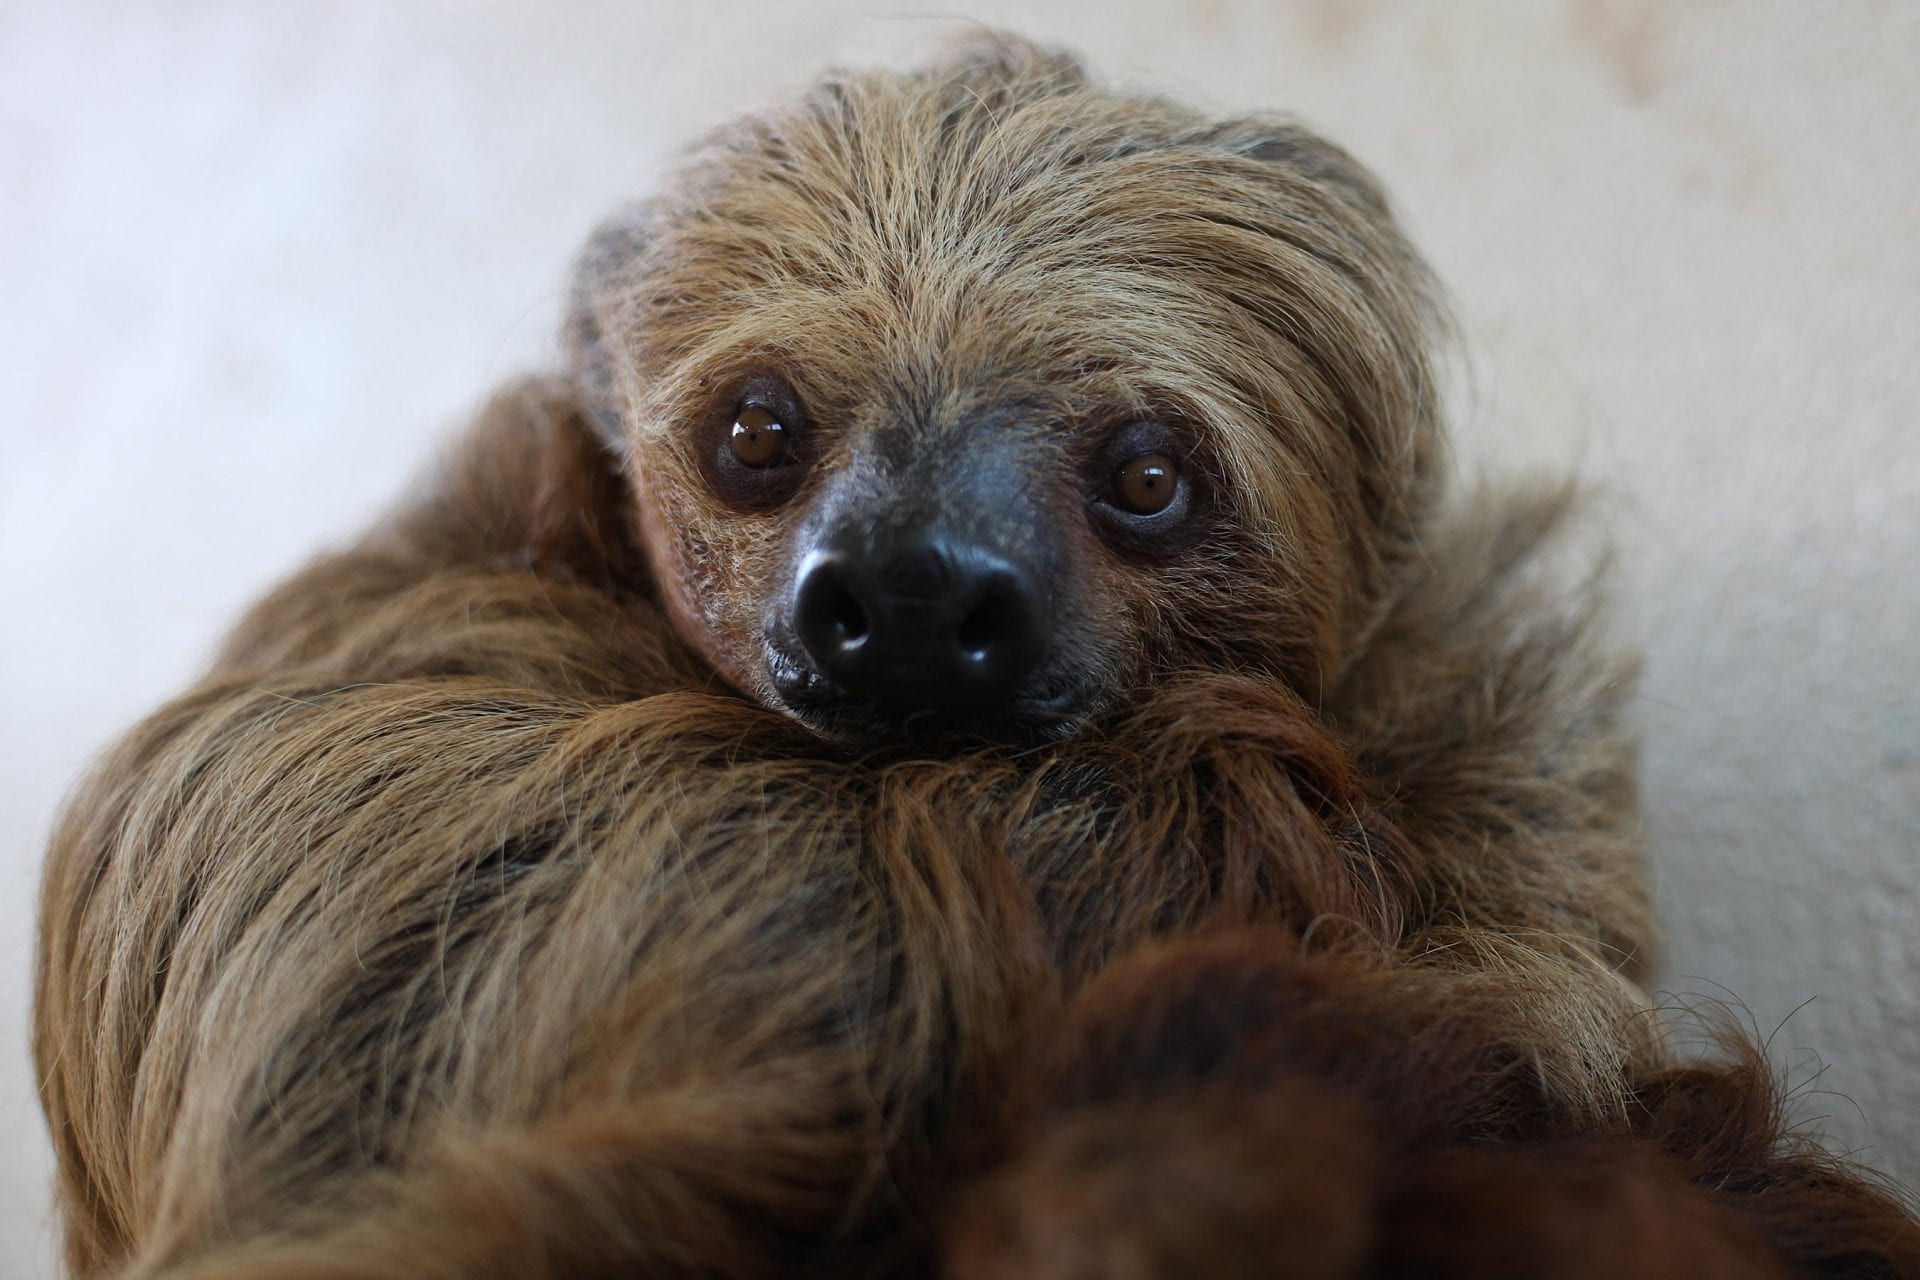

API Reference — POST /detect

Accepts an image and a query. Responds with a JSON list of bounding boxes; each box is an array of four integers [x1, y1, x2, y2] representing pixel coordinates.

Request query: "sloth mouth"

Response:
[[762, 642, 1095, 748]]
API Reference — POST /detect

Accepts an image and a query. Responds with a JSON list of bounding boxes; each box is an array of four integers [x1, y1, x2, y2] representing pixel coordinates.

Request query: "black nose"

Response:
[[792, 530, 1049, 715]]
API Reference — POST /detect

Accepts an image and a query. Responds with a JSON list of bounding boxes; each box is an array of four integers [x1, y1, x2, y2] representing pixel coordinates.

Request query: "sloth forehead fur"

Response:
[[568, 37, 1446, 738]]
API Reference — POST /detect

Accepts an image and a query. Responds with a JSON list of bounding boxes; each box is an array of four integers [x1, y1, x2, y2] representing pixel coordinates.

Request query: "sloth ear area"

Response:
[[404, 380, 648, 594], [523, 388, 648, 591], [565, 207, 654, 455], [1194, 118, 1395, 220]]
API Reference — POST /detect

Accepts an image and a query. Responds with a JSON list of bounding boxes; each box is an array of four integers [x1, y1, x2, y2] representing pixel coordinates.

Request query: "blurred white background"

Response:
[[3, 1, 1915, 1272]]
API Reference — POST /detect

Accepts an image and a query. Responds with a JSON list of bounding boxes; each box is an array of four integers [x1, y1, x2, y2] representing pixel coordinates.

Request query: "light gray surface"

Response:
[[3, 2, 1915, 1272]]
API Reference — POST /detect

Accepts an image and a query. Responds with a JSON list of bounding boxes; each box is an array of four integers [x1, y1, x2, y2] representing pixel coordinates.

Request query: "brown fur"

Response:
[[947, 936, 1920, 1278], [34, 34, 1916, 1279], [567, 37, 1445, 728]]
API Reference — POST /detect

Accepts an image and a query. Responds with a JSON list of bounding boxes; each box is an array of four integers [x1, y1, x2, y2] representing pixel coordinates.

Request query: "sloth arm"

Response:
[[206, 380, 682, 693], [207, 378, 1655, 995], [1325, 484, 1657, 983]]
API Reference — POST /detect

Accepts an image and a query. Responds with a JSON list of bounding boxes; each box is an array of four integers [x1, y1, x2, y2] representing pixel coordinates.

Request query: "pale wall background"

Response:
[[3, 1, 1915, 1272]]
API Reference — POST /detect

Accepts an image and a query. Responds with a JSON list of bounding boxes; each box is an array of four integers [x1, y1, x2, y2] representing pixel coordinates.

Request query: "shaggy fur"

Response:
[[947, 934, 1920, 1279], [35, 35, 1918, 1279]]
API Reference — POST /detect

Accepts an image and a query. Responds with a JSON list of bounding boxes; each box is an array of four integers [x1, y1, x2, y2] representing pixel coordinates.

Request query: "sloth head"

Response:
[[568, 36, 1444, 744]]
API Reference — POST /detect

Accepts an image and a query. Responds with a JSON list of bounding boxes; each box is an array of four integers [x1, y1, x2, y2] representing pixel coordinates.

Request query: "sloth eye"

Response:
[[703, 374, 809, 509], [730, 405, 790, 468], [1087, 422, 1203, 554], [1112, 452, 1178, 515]]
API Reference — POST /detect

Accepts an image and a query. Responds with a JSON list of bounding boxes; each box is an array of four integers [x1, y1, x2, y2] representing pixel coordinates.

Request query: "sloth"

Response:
[[567, 47, 1443, 748], [35, 34, 1919, 1280]]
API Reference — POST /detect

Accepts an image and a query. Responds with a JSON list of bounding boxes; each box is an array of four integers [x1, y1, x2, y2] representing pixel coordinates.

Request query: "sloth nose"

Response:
[[792, 531, 1049, 714]]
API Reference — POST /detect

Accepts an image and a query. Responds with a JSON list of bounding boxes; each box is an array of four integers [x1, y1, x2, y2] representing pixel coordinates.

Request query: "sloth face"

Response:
[[569, 40, 1441, 745], [611, 347, 1221, 745], [684, 369, 1212, 743]]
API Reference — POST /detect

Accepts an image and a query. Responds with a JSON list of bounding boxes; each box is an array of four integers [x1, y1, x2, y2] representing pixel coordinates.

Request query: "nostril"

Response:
[[956, 589, 1007, 659], [795, 555, 872, 669], [954, 573, 1046, 687], [824, 578, 869, 647]]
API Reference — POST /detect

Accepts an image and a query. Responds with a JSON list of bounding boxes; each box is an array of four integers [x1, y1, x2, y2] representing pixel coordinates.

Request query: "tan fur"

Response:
[[35, 34, 1915, 1279]]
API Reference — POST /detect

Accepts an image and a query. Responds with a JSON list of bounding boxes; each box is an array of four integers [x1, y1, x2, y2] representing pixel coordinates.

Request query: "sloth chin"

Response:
[[762, 640, 1101, 749]]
